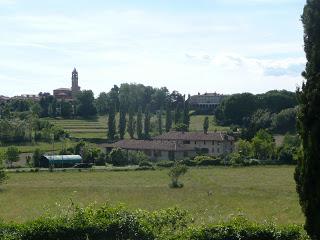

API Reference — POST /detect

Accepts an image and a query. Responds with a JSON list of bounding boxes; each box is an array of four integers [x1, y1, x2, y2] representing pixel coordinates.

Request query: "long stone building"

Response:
[[103, 131, 235, 161]]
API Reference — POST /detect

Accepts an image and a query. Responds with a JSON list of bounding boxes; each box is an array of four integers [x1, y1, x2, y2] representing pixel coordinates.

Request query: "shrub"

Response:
[[109, 148, 128, 166], [129, 151, 149, 165], [194, 156, 221, 166], [0, 206, 304, 240], [156, 161, 174, 168], [168, 163, 188, 188]]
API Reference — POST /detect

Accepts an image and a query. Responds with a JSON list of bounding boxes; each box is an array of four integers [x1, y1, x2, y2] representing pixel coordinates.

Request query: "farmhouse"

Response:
[[103, 131, 234, 161]]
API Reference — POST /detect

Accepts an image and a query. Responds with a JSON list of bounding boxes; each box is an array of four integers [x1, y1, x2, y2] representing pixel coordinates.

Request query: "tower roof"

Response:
[[72, 68, 77, 73]]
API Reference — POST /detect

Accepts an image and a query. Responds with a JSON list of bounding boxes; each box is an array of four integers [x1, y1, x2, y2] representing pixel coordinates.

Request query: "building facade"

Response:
[[103, 131, 234, 161], [189, 93, 225, 111]]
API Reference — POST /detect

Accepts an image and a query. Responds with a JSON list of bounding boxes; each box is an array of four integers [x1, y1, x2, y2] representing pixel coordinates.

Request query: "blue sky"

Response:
[[0, 0, 305, 97]]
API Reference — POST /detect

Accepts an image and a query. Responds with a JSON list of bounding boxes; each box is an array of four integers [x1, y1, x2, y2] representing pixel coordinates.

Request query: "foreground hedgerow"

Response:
[[0, 204, 306, 240]]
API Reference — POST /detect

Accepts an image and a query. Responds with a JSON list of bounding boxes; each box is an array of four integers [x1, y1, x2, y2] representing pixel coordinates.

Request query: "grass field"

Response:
[[49, 115, 229, 139], [0, 166, 303, 224]]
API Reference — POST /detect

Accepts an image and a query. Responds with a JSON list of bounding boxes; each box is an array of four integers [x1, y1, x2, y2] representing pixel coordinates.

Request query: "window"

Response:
[[183, 140, 190, 144], [212, 148, 215, 153], [217, 148, 220, 153], [194, 141, 197, 144], [183, 151, 189, 157], [212, 141, 214, 145], [204, 141, 206, 145]]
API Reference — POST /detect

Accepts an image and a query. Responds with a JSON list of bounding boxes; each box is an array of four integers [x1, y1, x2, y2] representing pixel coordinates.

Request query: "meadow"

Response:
[[0, 166, 303, 225]]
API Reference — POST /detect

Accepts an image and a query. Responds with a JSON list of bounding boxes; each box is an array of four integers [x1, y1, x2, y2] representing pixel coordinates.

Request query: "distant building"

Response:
[[102, 131, 234, 161], [12, 94, 40, 101], [0, 95, 10, 103], [54, 68, 81, 101], [189, 92, 225, 111]]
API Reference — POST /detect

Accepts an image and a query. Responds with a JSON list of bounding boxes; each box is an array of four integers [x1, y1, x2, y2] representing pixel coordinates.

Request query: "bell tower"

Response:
[[71, 68, 81, 94]]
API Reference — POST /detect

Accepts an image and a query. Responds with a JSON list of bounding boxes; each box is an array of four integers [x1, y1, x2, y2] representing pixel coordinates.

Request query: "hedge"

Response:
[[0, 205, 306, 240]]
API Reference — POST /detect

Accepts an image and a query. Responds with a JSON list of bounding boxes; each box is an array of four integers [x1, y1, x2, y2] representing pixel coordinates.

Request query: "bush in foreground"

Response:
[[0, 204, 305, 240]]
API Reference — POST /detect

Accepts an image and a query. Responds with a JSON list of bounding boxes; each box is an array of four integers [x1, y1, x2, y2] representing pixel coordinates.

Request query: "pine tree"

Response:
[[136, 107, 143, 139], [295, 1, 320, 239], [158, 109, 163, 135], [118, 103, 126, 140], [107, 104, 116, 140], [144, 105, 151, 139], [127, 109, 135, 139], [165, 105, 172, 132], [203, 116, 209, 134]]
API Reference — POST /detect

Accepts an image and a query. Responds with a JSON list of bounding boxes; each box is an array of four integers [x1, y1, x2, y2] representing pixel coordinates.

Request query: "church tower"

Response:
[[71, 68, 81, 94]]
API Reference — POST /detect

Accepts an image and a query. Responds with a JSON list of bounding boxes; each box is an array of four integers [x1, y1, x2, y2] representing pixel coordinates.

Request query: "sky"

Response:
[[0, 0, 306, 97]]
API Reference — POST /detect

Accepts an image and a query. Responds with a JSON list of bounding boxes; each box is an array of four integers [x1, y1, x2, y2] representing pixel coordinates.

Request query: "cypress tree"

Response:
[[144, 104, 151, 139], [203, 116, 209, 134], [118, 103, 126, 140], [107, 104, 116, 140], [127, 109, 135, 139], [295, 1, 320, 239], [183, 99, 190, 131], [165, 105, 172, 132], [136, 107, 143, 139], [158, 109, 163, 135]]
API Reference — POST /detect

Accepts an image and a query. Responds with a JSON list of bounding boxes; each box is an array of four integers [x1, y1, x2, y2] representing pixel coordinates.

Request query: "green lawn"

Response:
[[0, 166, 303, 224], [189, 115, 230, 132]]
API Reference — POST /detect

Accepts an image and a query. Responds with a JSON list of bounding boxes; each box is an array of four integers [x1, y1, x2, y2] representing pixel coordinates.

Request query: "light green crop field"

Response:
[[0, 141, 77, 154], [0, 166, 303, 224]]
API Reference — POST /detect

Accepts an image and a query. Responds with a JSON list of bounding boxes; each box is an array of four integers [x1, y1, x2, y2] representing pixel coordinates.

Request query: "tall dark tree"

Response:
[[107, 104, 116, 140], [136, 107, 143, 139], [203, 116, 209, 134], [174, 103, 183, 125], [60, 101, 73, 118], [183, 98, 190, 131], [295, 1, 320, 239], [157, 109, 163, 135], [127, 109, 135, 139], [144, 105, 151, 139], [165, 105, 172, 132], [118, 103, 126, 140], [75, 90, 97, 117]]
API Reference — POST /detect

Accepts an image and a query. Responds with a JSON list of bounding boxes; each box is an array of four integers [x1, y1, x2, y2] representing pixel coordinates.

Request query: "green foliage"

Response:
[[251, 130, 275, 160], [75, 90, 97, 117], [118, 104, 126, 140], [137, 107, 143, 139], [0, 204, 304, 240], [32, 148, 43, 168], [183, 99, 190, 130], [144, 105, 151, 139], [107, 104, 116, 140], [109, 148, 128, 166], [203, 116, 209, 134], [157, 110, 163, 135], [216, 91, 297, 128], [127, 110, 136, 139], [174, 123, 188, 132], [271, 107, 297, 134], [129, 151, 149, 165], [179, 217, 302, 240], [165, 106, 172, 132], [168, 163, 188, 188], [6, 146, 19, 167], [60, 101, 73, 118], [295, 2, 320, 237], [0, 151, 8, 185]]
